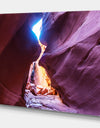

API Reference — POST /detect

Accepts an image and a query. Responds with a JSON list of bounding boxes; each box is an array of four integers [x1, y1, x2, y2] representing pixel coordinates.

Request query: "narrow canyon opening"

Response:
[[26, 18, 56, 96], [24, 19, 58, 111], [24, 18, 76, 113], [26, 40, 56, 96]]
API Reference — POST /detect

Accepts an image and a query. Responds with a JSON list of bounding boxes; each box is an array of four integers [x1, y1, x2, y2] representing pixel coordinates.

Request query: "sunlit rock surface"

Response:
[[40, 11, 100, 116]]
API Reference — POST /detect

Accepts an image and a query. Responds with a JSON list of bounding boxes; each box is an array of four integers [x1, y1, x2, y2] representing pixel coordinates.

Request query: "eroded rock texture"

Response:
[[25, 89, 77, 113], [0, 13, 42, 106], [40, 11, 100, 116]]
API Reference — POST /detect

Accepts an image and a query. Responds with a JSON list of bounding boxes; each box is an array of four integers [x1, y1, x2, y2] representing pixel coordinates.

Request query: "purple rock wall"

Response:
[[40, 11, 100, 116]]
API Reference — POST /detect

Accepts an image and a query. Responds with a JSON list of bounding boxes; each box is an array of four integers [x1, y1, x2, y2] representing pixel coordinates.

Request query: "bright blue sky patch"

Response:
[[32, 19, 42, 40]]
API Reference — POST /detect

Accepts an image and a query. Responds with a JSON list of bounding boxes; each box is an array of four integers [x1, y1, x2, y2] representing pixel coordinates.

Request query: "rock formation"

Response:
[[1, 11, 100, 116], [39, 11, 100, 116], [0, 13, 42, 106]]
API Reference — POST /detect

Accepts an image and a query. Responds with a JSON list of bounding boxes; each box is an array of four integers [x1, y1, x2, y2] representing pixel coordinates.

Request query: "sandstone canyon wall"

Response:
[[0, 13, 42, 106], [40, 11, 100, 115]]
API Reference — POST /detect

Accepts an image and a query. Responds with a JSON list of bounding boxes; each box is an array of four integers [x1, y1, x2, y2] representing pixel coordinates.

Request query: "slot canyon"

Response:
[[1, 11, 100, 116]]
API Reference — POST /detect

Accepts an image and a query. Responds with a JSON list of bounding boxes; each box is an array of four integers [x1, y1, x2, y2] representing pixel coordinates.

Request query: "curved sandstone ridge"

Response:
[[39, 11, 100, 116]]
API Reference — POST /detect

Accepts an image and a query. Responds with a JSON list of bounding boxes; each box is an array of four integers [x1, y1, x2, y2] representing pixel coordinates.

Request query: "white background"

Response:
[[0, 0, 100, 127]]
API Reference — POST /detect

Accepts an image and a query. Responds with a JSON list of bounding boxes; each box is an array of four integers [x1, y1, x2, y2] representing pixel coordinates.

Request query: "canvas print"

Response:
[[0, 11, 100, 116]]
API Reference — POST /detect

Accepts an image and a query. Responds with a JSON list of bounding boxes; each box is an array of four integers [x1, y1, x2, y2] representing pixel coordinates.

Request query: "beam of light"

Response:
[[28, 19, 56, 95], [32, 19, 42, 40]]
